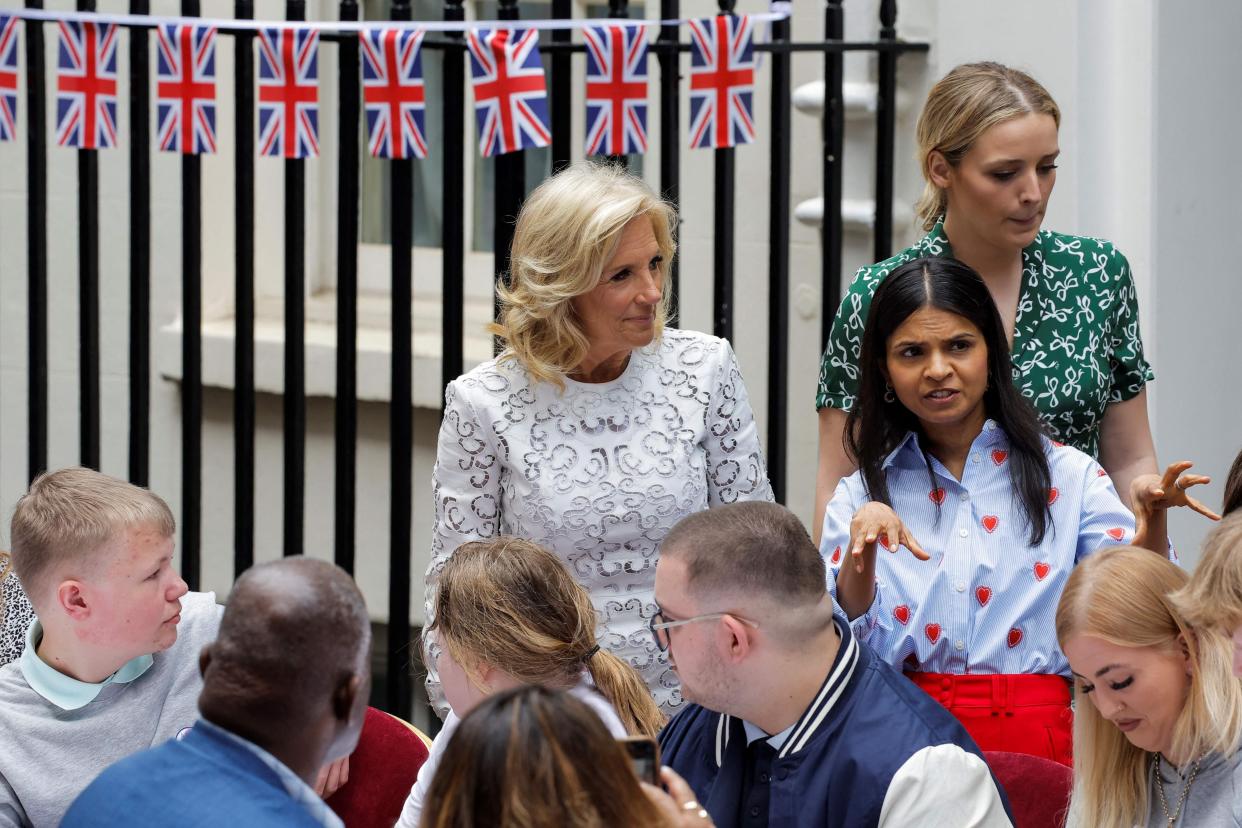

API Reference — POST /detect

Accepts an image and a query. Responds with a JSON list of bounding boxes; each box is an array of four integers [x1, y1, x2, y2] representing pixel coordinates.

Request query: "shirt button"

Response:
[[750, 806, 761, 818], [954, 581, 966, 592], [955, 640, 965, 651], [959, 492, 969, 502], [985, 422, 994, 431], [759, 772, 770, 784], [971, 454, 980, 464], [959, 528, 969, 538]]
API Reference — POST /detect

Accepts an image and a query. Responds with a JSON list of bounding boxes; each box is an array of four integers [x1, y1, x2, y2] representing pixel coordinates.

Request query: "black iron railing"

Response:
[[11, 0, 927, 720]]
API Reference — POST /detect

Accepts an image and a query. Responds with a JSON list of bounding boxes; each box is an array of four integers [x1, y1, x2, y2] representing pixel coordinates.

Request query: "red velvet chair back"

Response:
[[328, 706, 433, 828], [983, 750, 1072, 828]]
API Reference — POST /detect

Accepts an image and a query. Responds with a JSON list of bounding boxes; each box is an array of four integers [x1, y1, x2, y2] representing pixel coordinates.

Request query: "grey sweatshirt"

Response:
[[1145, 750, 1242, 828], [0, 592, 222, 828]]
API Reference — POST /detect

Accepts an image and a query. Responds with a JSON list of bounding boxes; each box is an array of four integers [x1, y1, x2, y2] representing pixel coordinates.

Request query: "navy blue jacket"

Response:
[[660, 621, 1014, 827], [62, 721, 324, 828]]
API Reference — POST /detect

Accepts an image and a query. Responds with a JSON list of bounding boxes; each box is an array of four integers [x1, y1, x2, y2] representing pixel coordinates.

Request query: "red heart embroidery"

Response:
[[1034, 562, 1051, 581], [981, 515, 999, 534], [925, 623, 942, 644], [1007, 628, 1023, 648], [1097, 468, 1109, 477], [1047, 488, 1060, 505], [893, 605, 911, 626], [831, 546, 842, 564], [877, 532, 891, 551], [976, 586, 992, 607], [1107, 527, 1126, 541], [991, 450, 1008, 466], [1051, 440, 1065, 448], [929, 488, 946, 505]]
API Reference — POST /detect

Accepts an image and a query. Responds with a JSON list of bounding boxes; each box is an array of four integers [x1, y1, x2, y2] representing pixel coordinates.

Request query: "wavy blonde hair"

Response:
[[489, 162, 677, 389], [428, 537, 665, 738], [1171, 513, 1242, 632], [1056, 546, 1242, 828], [915, 62, 1061, 231]]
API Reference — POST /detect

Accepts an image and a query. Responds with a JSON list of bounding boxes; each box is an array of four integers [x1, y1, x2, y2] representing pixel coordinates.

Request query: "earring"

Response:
[[883, 383, 896, 403]]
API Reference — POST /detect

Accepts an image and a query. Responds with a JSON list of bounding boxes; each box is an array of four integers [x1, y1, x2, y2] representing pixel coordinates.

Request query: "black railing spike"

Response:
[[821, 0, 845, 350], [24, 0, 47, 483], [234, 0, 256, 578], [335, 0, 361, 578], [874, 0, 898, 260], [128, 0, 151, 487], [283, 0, 308, 559]]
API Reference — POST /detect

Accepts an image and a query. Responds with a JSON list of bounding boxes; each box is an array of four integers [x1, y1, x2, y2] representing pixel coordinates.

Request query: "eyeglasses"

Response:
[[648, 609, 759, 652]]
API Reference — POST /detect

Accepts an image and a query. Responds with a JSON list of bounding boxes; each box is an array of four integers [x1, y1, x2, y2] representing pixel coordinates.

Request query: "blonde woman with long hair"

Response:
[[428, 161, 772, 715], [400, 538, 666, 828], [1056, 546, 1242, 827], [815, 61, 1161, 545]]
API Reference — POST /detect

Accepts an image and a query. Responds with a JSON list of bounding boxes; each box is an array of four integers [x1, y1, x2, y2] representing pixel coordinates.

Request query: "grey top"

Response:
[[1146, 750, 1242, 828], [0, 562, 34, 667], [0, 591, 222, 828]]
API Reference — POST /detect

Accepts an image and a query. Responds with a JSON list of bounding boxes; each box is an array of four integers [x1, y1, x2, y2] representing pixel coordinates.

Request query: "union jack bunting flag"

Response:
[[56, 21, 119, 149], [687, 14, 756, 150], [257, 27, 319, 158], [0, 15, 18, 142], [155, 25, 218, 154], [360, 28, 428, 160], [583, 23, 648, 157], [467, 27, 551, 157]]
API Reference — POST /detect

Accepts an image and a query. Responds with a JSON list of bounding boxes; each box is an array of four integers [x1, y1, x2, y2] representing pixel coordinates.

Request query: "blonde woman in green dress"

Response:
[[814, 62, 1161, 543]]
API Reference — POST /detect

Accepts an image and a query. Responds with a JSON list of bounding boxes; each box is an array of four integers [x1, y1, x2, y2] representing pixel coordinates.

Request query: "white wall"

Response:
[[1150, 0, 1242, 559]]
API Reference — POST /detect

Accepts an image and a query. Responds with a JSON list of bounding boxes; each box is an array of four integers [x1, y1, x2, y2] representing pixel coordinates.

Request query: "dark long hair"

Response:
[[420, 686, 666, 828], [844, 256, 1053, 545]]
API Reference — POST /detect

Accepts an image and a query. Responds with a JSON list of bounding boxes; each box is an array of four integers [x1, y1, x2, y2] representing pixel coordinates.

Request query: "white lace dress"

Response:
[[427, 329, 773, 713]]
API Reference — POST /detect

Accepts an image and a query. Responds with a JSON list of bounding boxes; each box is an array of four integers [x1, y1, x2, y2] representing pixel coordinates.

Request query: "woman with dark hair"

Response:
[[419, 686, 712, 828], [819, 256, 1217, 764]]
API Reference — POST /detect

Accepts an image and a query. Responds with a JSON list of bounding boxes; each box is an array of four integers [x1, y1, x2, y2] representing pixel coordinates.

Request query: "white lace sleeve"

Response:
[[705, 341, 774, 506], [424, 379, 503, 716]]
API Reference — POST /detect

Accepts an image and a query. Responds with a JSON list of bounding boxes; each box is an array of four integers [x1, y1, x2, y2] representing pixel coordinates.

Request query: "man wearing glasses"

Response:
[[655, 502, 1012, 828]]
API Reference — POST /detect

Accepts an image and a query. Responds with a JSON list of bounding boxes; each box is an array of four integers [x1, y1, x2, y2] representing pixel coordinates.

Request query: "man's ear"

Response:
[[719, 614, 753, 664], [926, 149, 954, 190], [57, 580, 90, 621], [332, 674, 364, 722]]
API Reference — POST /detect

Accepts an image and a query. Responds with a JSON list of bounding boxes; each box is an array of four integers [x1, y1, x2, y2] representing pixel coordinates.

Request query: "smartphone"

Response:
[[619, 736, 660, 785]]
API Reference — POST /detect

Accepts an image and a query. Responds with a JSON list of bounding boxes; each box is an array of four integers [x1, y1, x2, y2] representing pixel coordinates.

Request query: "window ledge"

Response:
[[156, 290, 495, 409]]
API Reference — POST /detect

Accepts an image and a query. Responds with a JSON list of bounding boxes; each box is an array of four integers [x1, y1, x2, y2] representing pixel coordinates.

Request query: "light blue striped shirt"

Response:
[[821, 420, 1152, 678]]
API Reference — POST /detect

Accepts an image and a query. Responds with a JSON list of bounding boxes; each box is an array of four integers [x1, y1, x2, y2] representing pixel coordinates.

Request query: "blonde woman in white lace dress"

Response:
[[427, 163, 773, 715]]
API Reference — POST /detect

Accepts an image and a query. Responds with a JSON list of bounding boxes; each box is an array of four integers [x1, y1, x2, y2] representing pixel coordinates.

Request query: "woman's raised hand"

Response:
[[848, 502, 930, 574], [1130, 460, 1222, 547]]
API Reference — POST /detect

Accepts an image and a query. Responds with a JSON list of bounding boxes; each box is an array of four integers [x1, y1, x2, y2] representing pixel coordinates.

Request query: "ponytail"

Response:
[[586, 650, 665, 738]]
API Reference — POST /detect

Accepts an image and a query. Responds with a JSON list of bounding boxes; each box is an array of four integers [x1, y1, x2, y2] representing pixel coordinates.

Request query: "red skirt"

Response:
[[905, 672, 1073, 766]]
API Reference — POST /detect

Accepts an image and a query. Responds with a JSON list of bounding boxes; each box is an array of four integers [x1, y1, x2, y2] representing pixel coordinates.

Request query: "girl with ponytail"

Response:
[[398, 537, 664, 827]]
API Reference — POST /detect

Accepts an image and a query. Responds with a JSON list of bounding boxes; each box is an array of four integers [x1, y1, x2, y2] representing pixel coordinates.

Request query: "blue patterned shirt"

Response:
[[820, 420, 1157, 678]]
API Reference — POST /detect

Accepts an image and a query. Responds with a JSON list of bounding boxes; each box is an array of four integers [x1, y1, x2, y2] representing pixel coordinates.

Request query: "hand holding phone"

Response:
[[619, 736, 660, 785]]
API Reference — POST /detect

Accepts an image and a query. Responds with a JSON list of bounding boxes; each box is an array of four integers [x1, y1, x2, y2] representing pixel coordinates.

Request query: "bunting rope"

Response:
[[5, 5, 789, 35]]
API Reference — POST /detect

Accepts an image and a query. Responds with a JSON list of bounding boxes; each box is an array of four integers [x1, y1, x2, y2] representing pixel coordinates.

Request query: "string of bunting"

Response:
[[0, 5, 789, 158]]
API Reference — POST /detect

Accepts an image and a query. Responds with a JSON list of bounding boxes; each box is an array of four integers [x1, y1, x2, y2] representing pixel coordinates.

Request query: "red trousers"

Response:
[[906, 672, 1073, 766]]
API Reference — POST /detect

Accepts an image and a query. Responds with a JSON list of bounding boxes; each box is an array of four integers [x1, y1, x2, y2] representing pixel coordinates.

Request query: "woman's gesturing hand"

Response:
[[848, 502, 931, 574], [1130, 460, 1222, 548]]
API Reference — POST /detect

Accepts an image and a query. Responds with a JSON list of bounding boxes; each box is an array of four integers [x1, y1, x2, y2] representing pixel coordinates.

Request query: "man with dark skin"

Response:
[[63, 558, 371, 828]]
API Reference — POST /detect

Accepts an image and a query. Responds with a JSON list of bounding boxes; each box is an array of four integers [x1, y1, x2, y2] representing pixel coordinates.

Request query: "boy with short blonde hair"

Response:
[[0, 468, 222, 828], [1171, 512, 1242, 675]]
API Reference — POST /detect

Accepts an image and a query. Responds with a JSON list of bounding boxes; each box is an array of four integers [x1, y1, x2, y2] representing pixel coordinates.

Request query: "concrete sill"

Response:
[[156, 290, 494, 409]]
